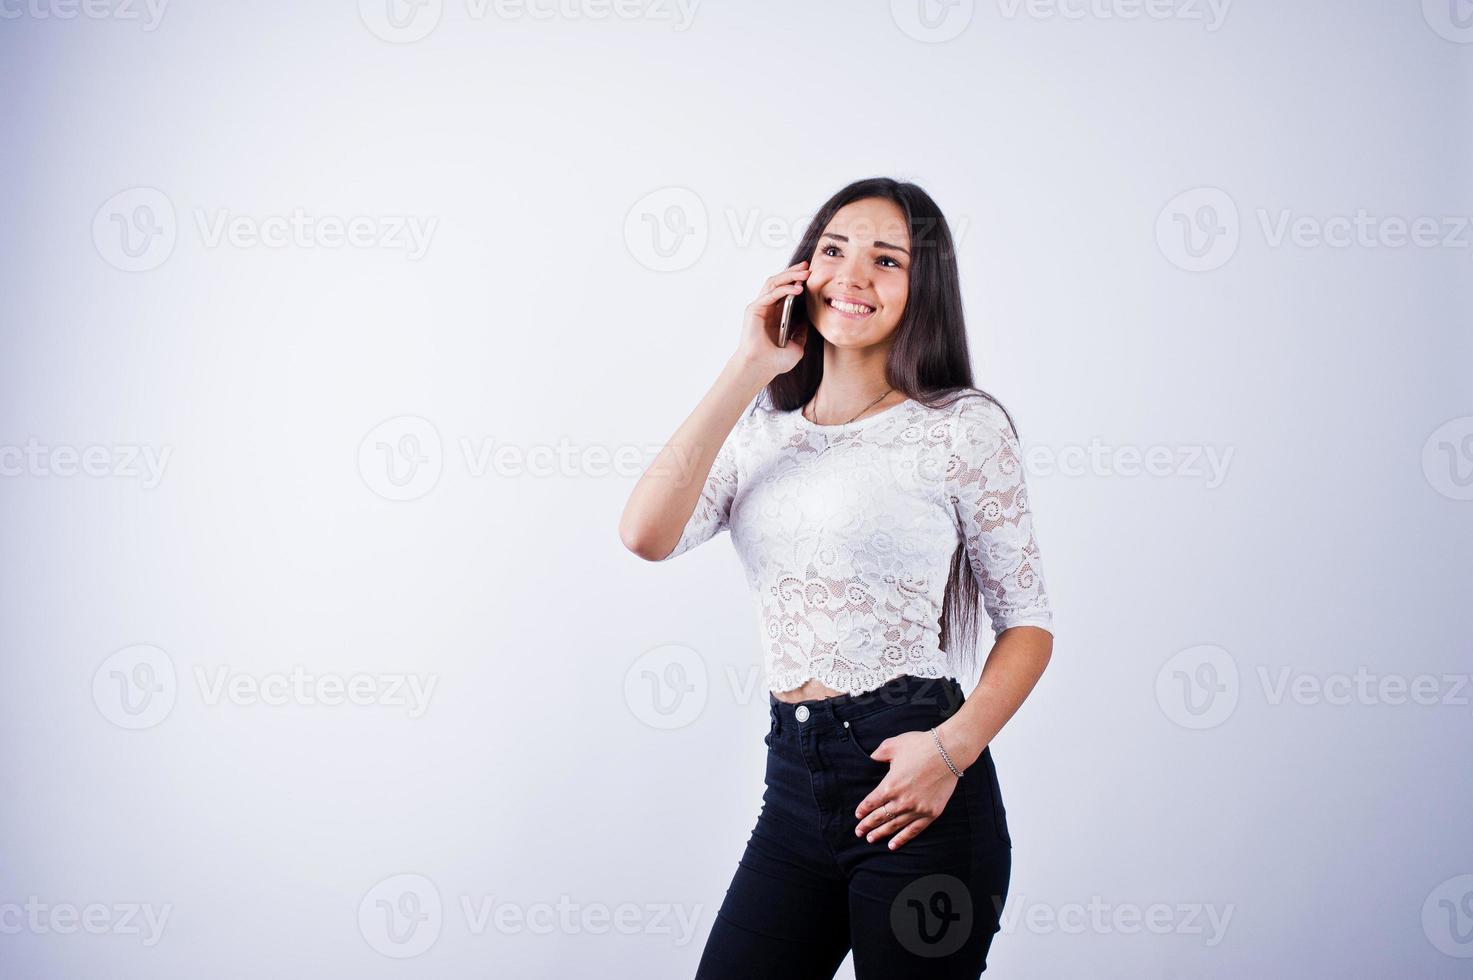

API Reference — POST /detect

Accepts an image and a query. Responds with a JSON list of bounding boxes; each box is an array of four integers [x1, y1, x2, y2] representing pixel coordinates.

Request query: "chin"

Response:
[[815, 315, 888, 347]]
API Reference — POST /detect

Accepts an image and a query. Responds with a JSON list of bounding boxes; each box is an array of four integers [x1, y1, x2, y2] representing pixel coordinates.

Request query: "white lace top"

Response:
[[658, 390, 1054, 694]]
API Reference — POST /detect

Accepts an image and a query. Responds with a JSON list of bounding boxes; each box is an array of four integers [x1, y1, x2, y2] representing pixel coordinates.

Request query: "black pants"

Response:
[[694, 674, 1012, 979]]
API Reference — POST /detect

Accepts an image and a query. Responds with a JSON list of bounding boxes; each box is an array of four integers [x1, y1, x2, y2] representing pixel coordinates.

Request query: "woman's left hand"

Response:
[[853, 729, 964, 850]]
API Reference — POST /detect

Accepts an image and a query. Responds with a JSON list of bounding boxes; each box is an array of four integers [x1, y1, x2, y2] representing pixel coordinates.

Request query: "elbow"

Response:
[[618, 517, 671, 562]]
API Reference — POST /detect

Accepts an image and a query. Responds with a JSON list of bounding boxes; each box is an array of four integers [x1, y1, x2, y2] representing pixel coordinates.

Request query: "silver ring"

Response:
[[882, 803, 893, 821]]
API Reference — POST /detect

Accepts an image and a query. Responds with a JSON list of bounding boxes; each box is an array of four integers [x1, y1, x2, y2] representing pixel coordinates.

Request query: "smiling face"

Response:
[[802, 197, 911, 350]]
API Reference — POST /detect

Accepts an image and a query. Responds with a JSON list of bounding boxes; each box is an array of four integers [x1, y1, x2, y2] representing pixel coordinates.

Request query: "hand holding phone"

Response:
[[737, 262, 808, 381]]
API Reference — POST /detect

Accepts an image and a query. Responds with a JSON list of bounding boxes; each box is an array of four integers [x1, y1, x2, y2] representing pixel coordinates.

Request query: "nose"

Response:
[[834, 253, 871, 291]]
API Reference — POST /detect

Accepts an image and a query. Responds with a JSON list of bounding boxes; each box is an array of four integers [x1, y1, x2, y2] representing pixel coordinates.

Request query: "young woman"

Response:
[[619, 177, 1055, 978]]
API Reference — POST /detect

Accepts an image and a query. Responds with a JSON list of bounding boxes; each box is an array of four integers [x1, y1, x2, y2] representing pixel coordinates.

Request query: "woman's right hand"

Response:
[[732, 261, 810, 382]]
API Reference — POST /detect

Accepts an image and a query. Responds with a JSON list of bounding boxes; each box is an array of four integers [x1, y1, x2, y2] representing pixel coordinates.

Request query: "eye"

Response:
[[820, 244, 904, 269]]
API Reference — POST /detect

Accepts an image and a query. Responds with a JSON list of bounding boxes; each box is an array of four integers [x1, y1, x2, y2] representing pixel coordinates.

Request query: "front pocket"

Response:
[[840, 704, 940, 766], [842, 714, 889, 765]]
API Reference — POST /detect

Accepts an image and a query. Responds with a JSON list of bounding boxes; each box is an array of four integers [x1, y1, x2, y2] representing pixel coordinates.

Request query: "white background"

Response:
[[1, 0, 1470, 976]]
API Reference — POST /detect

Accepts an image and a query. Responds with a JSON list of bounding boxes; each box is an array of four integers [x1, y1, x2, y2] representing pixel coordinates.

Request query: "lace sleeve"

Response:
[[657, 407, 751, 561], [945, 395, 1054, 637]]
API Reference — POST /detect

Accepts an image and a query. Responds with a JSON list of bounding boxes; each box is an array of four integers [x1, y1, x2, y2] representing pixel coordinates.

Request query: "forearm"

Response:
[[935, 626, 1053, 771], [618, 355, 768, 559]]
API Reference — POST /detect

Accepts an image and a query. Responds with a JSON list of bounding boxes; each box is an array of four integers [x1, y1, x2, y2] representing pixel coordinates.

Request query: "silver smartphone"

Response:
[[778, 291, 797, 347]]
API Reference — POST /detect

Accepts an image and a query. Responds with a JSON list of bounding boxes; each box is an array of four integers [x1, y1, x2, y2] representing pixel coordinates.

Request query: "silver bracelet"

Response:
[[929, 727, 964, 778]]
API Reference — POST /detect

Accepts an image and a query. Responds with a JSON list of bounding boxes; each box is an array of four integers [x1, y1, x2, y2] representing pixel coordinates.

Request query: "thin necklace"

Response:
[[803, 386, 894, 426]]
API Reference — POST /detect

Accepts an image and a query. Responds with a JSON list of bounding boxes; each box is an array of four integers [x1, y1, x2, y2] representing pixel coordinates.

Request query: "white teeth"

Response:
[[829, 299, 874, 315]]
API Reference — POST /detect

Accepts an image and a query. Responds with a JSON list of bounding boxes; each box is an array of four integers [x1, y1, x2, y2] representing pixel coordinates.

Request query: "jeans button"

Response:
[[795, 705, 810, 722]]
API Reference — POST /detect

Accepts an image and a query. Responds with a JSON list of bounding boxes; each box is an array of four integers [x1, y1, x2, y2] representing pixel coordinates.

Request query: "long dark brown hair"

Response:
[[760, 176, 1021, 677]]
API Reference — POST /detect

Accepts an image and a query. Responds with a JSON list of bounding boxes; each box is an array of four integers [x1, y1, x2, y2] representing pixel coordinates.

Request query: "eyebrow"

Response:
[[820, 232, 910, 256]]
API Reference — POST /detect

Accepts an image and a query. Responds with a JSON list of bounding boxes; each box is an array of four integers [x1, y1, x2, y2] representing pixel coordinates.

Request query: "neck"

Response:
[[808, 340, 897, 420]]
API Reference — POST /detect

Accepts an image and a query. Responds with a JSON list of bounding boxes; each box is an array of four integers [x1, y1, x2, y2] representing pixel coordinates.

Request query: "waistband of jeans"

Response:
[[767, 673, 963, 730]]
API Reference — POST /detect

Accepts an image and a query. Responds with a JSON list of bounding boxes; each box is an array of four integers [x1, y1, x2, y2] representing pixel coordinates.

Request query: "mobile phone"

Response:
[[778, 291, 798, 347]]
